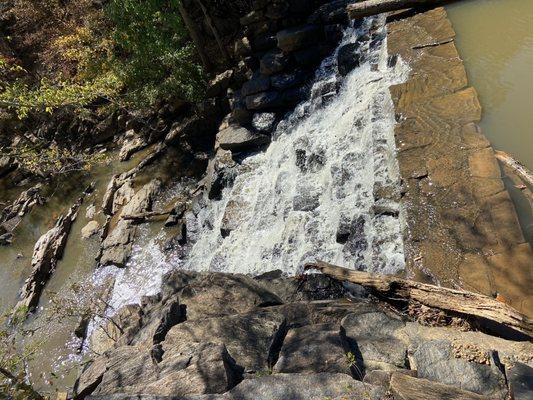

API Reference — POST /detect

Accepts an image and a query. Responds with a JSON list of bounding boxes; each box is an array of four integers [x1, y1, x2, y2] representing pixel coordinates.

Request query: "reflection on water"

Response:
[[447, 0, 533, 242]]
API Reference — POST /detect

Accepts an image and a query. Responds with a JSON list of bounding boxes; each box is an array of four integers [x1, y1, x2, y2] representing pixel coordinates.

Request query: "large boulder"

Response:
[[163, 309, 286, 373], [217, 126, 270, 152], [276, 25, 323, 52], [242, 74, 271, 96], [273, 323, 350, 375], [341, 311, 407, 372], [260, 50, 289, 75]]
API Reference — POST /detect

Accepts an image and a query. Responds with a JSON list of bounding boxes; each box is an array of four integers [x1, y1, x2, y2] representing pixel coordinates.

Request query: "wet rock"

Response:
[[246, 91, 282, 110], [410, 339, 508, 398], [294, 45, 329, 67], [293, 190, 320, 211], [281, 85, 309, 107], [81, 220, 100, 239], [163, 309, 286, 373], [341, 311, 407, 373], [276, 25, 323, 52], [337, 43, 360, 76], [252, 112, 277, 133], [271, 71, 307, 90], [256, 273, 347, 303], [241, 74, 271, 96], [1, 184, 44, 232], [15, 196, 84, 313], [217, 125, 270, 152], [260, 50, 289, 75], [204, 149, 238, 200], [206, 70, 234, 98], [391, 372, 487, 400], [100, 179, 160, 267], [273, 323, 349, 374], [252, 34, 277, 52]]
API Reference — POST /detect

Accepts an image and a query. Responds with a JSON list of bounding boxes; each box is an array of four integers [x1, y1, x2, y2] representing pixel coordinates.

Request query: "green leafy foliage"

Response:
[[0, 0, 205, 118]]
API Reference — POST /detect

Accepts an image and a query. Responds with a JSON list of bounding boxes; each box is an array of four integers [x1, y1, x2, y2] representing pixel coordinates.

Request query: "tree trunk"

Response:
[[194, 0, 231, 63], [177, 1, 211, 70], [347, 0, 450, 19], [305, 261, 533, 340]]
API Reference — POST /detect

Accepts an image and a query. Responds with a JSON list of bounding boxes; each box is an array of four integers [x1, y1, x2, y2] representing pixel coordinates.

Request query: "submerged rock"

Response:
[[337, 42, 360, 76]]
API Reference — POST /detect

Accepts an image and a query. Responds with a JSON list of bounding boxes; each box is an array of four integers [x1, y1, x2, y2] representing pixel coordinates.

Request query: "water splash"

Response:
[[184, 17, 409, 276]]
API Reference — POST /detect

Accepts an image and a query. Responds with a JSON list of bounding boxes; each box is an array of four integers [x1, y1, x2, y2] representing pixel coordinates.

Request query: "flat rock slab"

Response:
[[341, 311, 407, 372], [390, 372, 487, 400], [386, 6, 533, 314], [217, 126, 270, 152], [162, 309, 286, 373], [273, 323, 350, 374]]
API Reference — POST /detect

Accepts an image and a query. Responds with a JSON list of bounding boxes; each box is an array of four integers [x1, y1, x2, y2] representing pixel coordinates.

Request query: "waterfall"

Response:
[[184, 17, 408, 276], [98, 16, 409, 316]]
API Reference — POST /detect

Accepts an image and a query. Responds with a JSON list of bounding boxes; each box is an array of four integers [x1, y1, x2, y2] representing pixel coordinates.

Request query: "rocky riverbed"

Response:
[[76, 269, 533, 400], [0, 0, 532, 397]]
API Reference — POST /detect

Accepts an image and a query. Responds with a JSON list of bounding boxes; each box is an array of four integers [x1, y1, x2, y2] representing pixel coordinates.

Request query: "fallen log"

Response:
[[305, 261, 533, 340], [495, 150, 533, 189], [347, 0, 450, 19], [121, 210, 172, 223]]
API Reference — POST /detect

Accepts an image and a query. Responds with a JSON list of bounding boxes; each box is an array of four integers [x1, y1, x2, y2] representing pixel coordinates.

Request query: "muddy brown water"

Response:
[[446, 0, 533, 242]]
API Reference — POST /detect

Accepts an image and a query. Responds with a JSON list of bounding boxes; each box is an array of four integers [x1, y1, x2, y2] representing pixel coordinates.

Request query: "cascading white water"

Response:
[[184, 17, 409, 276], [98, 16, 409, 315]]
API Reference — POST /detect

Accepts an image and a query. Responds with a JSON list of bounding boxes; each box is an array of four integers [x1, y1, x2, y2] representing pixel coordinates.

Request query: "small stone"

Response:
[[234, 37, 252, 57], [85, 204, 96, 219], [81, 220, 100, 239]]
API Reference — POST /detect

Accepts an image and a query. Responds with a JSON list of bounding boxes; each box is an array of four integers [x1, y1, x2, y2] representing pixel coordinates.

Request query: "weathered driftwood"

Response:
[[347, 0, 450, 19], [121, 210, 172, 223], [495, 150, 533, 189], [305, 261, 533, 339]]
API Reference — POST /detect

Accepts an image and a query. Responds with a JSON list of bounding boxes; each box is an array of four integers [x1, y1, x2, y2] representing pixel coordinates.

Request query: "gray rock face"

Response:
[[270, 71, 306, 90], [337, 42, 360, 76], [341, 311, 407, 372], [163, 309, 286, 373], [276, 25, 323, 52], [273, 323, 349, 374], [390, 372, 487, 400], [100, 179, 160, 267], [260, 50, 289, 75], [252, 112, 277, 133], [224, 373, 383, 400], [217, 126, 270, 152], [242, 75, 271, 96], [245, 91, 282, 110], [85, 342, 242, 397], [507, 362, 533, 400], [410, 339, 508, 398]]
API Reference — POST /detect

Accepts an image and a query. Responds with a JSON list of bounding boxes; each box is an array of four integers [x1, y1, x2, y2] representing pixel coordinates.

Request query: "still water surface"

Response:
[[447, 0, 533, 242]]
